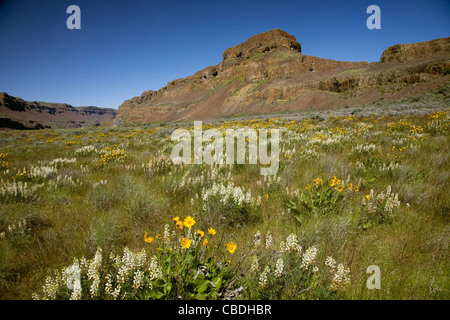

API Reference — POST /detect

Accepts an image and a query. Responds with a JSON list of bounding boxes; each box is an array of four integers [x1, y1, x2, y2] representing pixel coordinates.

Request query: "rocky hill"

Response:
[[118, 29, 450, 123], [0, 92, 117, 129]]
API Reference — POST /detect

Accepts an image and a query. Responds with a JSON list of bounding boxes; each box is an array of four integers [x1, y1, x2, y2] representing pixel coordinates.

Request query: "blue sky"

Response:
[[0, 0, 449, 109]]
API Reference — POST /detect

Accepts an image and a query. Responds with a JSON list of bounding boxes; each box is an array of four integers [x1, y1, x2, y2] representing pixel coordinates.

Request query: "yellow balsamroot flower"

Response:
[[176, 220, 184, 229], [196, 230, 205, 238], [335, 185, 345, 192], [181, 238, 191, 249], [144, 232, 153, 243], [226, 242, 237, 254], [348, 183, 353, 190], [365, 194, 370, 201], [203, 239, 209, 246], [313, 177, 322, 186], [305, 184, 311, 190], [329, 179, 336, 187], [208, 228, 216, 235], [354, 186, 359, 192], [183, 216, 196, 229], [173, 216, 180, 222], [265, 193, 269, 200]]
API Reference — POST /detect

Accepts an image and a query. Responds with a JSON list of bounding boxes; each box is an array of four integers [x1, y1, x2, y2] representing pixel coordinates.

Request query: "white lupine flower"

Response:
[[274, 258, 284, 278], [285, 234, 301, 253], [301, 246, 318, 270], [325, 256, 337, 274], [258, 266, 271, 290], [132, 270, 144, 289], [68, 261, 82, 300], [42, 275, 59, 300], [163, 224, 171, 244], [265, 232, 273, 249], [148, 256, 162, 280], [250, 255, 259, 273], [112, 285, 121, 300], [70, 278, 82, 300], [87, 248, 102, 297], [253, 231, 262, 248], [0, 180, 44, 200], [104, 273, 114, 298], [28, 165, 58, 179], [74, 145, 98, 156], [331, 263, 351, 291], [280, 241, 288, 253], [201, 182, 257, 207]]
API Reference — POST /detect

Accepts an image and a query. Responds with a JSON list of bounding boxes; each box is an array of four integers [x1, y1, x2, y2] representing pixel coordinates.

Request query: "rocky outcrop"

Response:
[[380, 37, 450, 63], [118, 30, 450, 123], [221, 28, 301, 69], [0, 92, 117, 129]]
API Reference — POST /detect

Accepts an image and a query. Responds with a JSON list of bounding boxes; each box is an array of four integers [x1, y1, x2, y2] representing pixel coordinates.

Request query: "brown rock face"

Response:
[[0, 92, 117, 129], [118, 30, 450, 123], [222, 29, 301, 69], [380, 37, 450, 63]]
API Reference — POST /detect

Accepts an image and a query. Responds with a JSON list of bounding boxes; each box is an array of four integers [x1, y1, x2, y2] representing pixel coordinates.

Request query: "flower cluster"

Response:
[[280, 233, 302, 254], [201, 182, 261, 208], [362, 185, 401, 216], [0, 152, 8, 170], [0, 218, 30, 240], [330, 263, 351, 291], [74, 145, 98, 156], [301, 246, 318, 270], [0, 180, 44, 201], [95, 147, 127, 167]]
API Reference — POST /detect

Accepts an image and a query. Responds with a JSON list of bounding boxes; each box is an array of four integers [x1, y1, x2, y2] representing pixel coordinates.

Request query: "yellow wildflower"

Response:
[[183, 216, 196, 229], [181, 238, 191, 249], [226, 242, 237, 254], [313, 177, 322, 186], [203, 239, 209, 246], [208, 228, 216, 235], [144, 232, 153, 244], [196, 230, 205, 238]]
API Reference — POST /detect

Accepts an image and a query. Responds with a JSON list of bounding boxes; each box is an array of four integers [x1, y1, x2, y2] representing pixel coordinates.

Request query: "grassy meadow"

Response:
[[0, 106, 448, 300]]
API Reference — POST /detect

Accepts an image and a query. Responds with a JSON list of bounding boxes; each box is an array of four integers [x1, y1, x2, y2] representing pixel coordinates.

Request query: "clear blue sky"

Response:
[[0, 0, 449, 109]]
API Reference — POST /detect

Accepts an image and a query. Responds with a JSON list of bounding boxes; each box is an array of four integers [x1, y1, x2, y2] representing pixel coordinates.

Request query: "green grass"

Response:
[[0, 108, 449, 299]]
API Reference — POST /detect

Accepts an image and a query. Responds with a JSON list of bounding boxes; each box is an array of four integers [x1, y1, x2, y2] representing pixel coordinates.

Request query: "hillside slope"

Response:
[[0, 92, 117, 129], [118, 29, 450, 123]]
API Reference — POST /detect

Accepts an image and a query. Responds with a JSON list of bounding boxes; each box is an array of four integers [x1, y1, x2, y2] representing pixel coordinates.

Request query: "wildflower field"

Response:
[[0, 106, 448, 300]]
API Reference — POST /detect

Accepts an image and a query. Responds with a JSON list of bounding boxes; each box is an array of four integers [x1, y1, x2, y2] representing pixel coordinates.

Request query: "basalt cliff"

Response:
[[0, 92, 117, 129], [118, 29, 450, 123]]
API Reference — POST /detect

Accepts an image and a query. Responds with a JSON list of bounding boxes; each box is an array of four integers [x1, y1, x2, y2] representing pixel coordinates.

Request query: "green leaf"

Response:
[[195, 293, 206, 300], [212, 274, 223, 289], [294, 215, 303, 225], [148, 290, 165, 300], [196, 279, 210, 293], [164, 280, 172, 295]]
